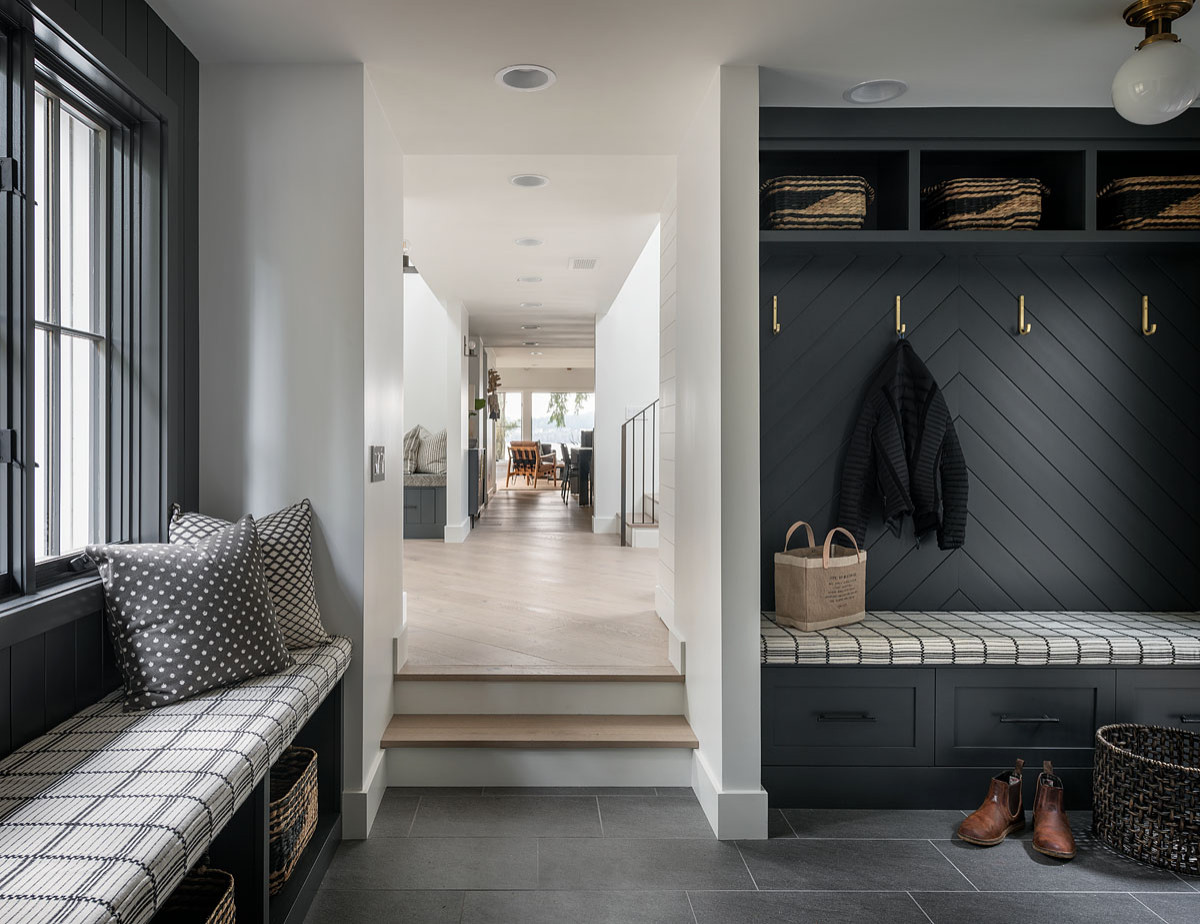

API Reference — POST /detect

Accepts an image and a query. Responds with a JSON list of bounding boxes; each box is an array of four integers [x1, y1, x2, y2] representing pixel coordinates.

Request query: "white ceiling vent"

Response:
[[569, 257, 598, 270]]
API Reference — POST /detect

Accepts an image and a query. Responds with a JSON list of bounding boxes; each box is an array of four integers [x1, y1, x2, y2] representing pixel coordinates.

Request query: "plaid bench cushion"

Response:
[[762, 612, 1200, 666], [0, 635, 351, 924]]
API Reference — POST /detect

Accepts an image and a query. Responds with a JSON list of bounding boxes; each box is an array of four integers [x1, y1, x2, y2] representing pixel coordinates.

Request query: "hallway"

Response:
[[404, 490, 668, 668]]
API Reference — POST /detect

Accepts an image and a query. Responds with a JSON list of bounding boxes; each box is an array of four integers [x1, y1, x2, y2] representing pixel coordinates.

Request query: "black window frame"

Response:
[[1, 1, 174, 604]]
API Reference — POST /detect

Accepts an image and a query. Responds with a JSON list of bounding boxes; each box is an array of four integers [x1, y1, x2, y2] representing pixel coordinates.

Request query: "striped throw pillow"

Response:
[[403, 425, 422, 475], [415, 428, 447, 475]]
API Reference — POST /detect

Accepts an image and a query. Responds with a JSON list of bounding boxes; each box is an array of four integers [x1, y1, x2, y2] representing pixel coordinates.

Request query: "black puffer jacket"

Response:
[[837, 340, 967, 550]]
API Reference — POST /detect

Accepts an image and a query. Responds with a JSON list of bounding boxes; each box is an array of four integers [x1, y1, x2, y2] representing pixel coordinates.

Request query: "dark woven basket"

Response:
[[760, 175, 874, 230], [155, 867, 235, 924], [921, 177, 1049, 230], [1093, 724, 1200, 875], [1098, 175, 1200, 230], [269, 746, 319, 896]]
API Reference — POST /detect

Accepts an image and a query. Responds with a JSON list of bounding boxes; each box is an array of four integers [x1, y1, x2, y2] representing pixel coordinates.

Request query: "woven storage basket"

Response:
[[921, 177, 1049, 230], [155, 867, 235, 924], [1093, 724, 1200, 875], [1098, 175, 1200, 230], [269, 746, 319, 895], [760, 175, 874, 230]]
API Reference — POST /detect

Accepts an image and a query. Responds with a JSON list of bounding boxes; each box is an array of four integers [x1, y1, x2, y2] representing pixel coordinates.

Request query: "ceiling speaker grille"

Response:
[[569, 257, 598, 270]]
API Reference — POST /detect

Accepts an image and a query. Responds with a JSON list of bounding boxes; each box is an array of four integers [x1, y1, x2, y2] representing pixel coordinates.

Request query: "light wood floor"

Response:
[[403, 490, 669, 667]]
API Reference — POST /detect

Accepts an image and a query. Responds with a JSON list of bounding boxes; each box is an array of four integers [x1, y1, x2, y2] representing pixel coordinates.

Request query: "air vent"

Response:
[[569, 257, 598, 270]]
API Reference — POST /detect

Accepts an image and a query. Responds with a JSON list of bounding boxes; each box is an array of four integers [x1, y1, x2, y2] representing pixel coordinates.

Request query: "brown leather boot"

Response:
[[1032, 760, 1076, 860], [958, 758, 1026, 846]]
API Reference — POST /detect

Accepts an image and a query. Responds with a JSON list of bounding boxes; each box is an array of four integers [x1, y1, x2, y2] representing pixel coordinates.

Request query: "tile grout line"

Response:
[[456, 890, 466, 924], [596, 796, 604, 836], [685, 890, 700, 924], [535, 837, 540, 889], [1168, 870, 1200, 892], [927, 838, 979, 892], [780, 810, 800, 839], [405, 795, 422, 837], [733, 842, 760, 891], [906, 891, 936, 924], [1128, 892, 1171, 923]]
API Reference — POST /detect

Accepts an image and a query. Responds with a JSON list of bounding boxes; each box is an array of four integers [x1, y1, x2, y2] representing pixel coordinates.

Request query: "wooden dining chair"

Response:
[[506, 442, 539, 487]]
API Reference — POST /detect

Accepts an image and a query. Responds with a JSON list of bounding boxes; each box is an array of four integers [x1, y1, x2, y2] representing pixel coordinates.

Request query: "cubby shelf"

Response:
[[759, 229, 1200, 247]]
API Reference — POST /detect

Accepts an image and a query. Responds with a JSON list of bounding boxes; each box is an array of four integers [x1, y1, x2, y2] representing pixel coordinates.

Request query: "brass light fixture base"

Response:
[[1123, 0, 1193, 48]]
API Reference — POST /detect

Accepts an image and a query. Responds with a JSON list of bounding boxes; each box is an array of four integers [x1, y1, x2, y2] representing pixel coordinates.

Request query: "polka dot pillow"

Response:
[[89, 516, 293, 711], [170, 499, 330, 650]]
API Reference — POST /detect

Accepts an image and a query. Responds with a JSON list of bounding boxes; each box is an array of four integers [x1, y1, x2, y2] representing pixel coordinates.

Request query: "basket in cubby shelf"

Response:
[[760, 175, 874, 230], [154, 867, 235, 924], [921, 177, 1049, 230], [269, 745, 319, 895], [1098, 175, 1200, 230]]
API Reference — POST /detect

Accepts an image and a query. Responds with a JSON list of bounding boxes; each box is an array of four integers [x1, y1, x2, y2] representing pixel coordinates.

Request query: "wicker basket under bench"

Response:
[[153, 867, 235, 924], [269, 746, 320, 895]]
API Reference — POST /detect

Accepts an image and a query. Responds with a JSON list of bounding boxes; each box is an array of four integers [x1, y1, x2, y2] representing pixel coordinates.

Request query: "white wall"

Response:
[[495, 368, 595, 391], [657, 187, 679, 665], [671, 66, 766, 839], [402, 274, 469, 541], [199, 63, 402, 839], [593, 227, 661, 533]]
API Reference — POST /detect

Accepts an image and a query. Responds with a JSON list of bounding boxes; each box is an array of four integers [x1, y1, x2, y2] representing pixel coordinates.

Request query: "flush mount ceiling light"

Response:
[[1112, 0, 1200, 124], [523, 341, 540, 346], [495, 64, 557, 92], [843, 79, 908, 104], [521, 325, 540, 330], [520, 302, 542, 309], [515, 237, 544, 247], [510, 173, 550, 188], [529, 351, 544, 356], [517, 276, 542, 283]]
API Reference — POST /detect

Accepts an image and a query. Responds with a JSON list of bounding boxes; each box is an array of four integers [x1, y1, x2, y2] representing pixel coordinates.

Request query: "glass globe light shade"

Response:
[[1112, 38, 1200, 125]]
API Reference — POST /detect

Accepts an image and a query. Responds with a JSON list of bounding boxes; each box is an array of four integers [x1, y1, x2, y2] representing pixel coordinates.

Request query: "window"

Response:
[[495, 391, 523, 460], [33, 84, 107, 563], [532, 392, 594, 446]]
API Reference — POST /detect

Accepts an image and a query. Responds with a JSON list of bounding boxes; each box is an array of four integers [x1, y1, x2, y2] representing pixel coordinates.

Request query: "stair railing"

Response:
[[620, 399, 659, 547]]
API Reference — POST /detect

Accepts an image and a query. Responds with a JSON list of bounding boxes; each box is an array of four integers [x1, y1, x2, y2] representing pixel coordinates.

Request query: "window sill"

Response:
[[0, 574, 104, 649]]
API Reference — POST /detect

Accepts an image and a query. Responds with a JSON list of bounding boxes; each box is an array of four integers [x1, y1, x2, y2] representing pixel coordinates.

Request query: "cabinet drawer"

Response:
[[1116, 670, 1200, 730], [935, 668, 1115, 767], [762, 667, 934, 766]]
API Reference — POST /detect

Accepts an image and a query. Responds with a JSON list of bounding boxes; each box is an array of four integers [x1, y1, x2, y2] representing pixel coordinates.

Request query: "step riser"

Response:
[[393, 680, 685, 715], [629, 527, 659, 549], [385, 747, 692, 788]]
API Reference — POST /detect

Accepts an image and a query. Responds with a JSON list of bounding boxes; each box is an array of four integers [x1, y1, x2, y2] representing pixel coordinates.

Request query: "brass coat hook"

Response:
[[895, 295, 906, 338], [772, 295, 781, 335], [1141, 295, 1157, 336], [1017, 295, 1032, 336]]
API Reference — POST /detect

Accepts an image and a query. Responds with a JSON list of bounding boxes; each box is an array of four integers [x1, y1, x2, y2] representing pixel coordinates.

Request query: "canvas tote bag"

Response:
[[773, 521, 867, 631]]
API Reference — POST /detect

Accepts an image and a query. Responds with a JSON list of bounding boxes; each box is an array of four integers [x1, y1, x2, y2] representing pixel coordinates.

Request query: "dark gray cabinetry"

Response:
[[403, 487, 446, 539]]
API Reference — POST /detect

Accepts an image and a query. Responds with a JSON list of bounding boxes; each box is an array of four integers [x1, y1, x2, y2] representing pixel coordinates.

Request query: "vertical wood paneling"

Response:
[[44, 622, 76, 728], [74, 0, 104, 33], [101, 0, 126, 55], [10, 635, 45, 750], [74, 610, 105, 710], [0, 648, 10, 757], [761, 248, 1200, 612], [144, 11, 167, 89], [124, 1, 147, 74]]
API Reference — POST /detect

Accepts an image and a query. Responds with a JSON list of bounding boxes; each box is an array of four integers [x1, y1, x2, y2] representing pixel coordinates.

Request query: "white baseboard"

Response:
[[386, 747, 692, 787], [655, 585, 675, 629], [669, 629, 685, 676], [443, 517, 471, 543], [592, 514, 619, 535], [691, 751, 768, 840], [342, 748, 388, 840], [630, 526, 659, 549], [393, 625, 409, 673]]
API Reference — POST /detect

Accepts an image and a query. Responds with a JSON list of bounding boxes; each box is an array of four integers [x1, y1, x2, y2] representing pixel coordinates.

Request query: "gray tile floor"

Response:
[[305, 788, 1200, 924]]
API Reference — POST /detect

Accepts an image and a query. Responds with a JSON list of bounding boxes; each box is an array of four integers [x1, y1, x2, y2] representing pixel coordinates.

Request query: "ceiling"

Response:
[[151, 0, 1187, 355]]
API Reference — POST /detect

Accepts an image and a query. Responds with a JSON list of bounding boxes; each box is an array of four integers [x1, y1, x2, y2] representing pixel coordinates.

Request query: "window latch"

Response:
[[0, 158, 20, 196], [0, 429, 14, 464]]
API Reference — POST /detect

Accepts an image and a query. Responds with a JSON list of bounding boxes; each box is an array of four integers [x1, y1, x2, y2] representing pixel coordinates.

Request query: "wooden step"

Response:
[[381, 714, 698, 749], [395, 664, 683, 683], [624, 516, 659, 529]]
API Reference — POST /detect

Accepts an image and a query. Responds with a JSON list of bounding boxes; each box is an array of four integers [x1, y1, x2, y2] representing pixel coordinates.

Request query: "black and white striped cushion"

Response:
[[171, 500, 330, 650], [0, 637, 350, 924], [761, 611, 1200, 666], [414, 428, 447, 475], [403, 425, 422, 475]]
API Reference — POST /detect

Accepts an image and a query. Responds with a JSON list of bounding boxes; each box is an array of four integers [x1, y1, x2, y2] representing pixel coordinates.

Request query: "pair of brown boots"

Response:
[[957, 759, 1076, 860]]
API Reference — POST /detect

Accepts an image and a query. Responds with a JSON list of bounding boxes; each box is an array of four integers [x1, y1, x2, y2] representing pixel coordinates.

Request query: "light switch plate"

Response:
[[370, 445, 386, 482]]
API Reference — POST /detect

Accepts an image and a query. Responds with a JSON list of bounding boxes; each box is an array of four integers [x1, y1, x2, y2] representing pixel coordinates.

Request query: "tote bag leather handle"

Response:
[[823, 527, 864, 568], [783, 521, 816, 551]]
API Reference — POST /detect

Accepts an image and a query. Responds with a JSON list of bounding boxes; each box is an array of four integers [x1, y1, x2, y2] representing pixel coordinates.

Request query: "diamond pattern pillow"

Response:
[[403, 425, 422, 476], [170, 499, 331, 649], [415, 427, 447, 475], [89, 516, 293, 711]]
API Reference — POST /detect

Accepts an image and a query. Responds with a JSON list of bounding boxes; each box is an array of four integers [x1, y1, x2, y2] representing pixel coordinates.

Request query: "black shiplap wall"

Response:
[[760, 245, 1200, 613], [0, 0, 198, 758]]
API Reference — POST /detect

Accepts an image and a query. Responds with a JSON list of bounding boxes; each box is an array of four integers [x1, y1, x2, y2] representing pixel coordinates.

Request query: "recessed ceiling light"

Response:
[[529, 351, 543, 356], [495, 64, 557, 92], [510, 173, 549, 188], [520, 302, 542, 309], [517, 276, 542, 283], [515, 237, 543, 247], [843, 79, 908, 104]]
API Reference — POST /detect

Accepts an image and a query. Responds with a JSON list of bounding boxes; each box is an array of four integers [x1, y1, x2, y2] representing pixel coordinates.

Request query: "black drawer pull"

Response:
[[1181, 715, 1200, 724], [817, 711, 877, 723], [999, 714, 1060, 724]]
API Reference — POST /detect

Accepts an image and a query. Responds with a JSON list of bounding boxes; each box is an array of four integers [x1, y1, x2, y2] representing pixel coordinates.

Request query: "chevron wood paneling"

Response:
[[760, 247, 1200, 612]]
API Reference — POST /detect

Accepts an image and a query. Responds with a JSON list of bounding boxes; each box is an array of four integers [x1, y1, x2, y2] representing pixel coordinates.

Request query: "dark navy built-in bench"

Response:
[[761, 612, 1200, 809]]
